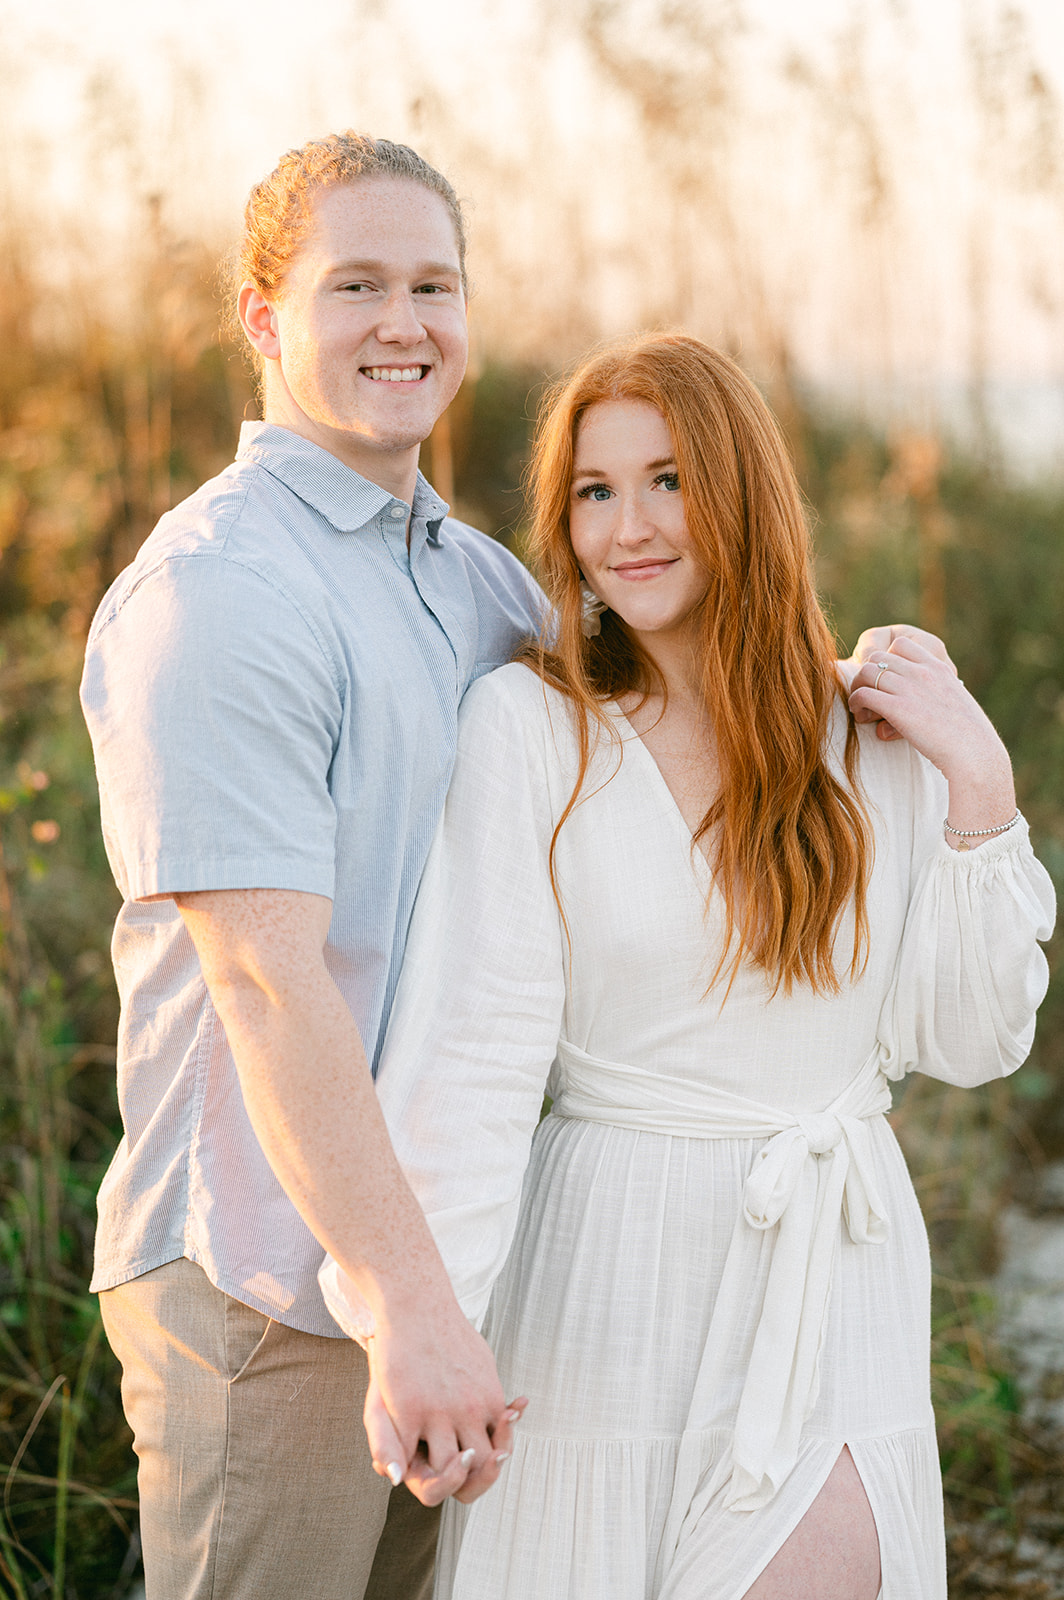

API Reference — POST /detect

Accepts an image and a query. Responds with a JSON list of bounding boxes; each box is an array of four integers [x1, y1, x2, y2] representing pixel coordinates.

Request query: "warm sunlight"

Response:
[[5, 0, 1064, 467], [1, 8, 1062, 1598]]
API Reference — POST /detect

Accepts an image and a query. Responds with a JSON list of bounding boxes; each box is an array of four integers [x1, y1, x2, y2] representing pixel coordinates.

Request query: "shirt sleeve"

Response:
[[321, 670, 566, 1334], [80, 554, 344, 901], [876, 747, 1056, 1086]]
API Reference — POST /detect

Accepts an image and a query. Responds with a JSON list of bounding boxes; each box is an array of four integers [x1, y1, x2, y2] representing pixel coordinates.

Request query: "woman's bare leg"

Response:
[[740, 1448, 881, 1600]]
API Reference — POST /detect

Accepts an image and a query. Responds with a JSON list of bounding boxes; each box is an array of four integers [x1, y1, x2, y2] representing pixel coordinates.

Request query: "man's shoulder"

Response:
[[141, 454, 262, 559], [441, 514, 540, 595], [87, 454, 318, 641]]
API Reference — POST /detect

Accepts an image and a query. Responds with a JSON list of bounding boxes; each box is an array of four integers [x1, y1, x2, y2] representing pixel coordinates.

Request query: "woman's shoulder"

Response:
[[461, 661, 574, 727], [827, 694, 947, 826], [460, 663, 617, 777], [459, 662, 577, 753]]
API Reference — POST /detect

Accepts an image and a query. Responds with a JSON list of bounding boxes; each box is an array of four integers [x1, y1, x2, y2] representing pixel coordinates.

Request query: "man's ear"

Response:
[[238, 282, 281, 361]]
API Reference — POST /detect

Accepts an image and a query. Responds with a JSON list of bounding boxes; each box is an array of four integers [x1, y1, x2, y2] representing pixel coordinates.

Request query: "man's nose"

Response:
[[376, 291, 428, 345]]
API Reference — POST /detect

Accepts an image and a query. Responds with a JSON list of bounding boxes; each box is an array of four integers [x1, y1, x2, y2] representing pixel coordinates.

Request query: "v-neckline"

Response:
[[607, 701, 714, 877]]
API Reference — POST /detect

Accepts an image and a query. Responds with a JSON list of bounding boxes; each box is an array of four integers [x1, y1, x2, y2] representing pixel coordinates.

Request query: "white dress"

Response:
[[322, 663, 1055, 1600]]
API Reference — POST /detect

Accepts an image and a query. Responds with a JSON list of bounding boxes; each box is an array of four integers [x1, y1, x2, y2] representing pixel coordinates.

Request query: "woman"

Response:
[[322, 334, 1054, 1597]]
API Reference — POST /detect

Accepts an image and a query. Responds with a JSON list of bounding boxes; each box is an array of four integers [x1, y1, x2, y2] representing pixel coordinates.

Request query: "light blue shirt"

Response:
[[81, 422, 543, 1334]]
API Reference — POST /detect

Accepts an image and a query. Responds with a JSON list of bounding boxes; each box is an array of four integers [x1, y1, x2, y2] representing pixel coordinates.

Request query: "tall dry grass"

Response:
[[0, 215, 253, 1597]]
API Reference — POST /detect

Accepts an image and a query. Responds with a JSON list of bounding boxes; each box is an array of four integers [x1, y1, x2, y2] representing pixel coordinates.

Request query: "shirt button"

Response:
[[388, 504, 406, 518]]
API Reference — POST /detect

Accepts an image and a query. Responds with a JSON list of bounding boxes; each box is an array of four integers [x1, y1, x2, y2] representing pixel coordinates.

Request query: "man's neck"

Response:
[[260, 406, 421, 505]]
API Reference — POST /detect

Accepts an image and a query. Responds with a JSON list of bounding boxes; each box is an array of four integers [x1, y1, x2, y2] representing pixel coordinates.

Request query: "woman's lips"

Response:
[[610, 559, 678, 579]]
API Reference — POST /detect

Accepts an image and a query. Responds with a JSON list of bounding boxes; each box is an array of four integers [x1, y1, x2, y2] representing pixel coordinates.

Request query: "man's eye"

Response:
[[576, 484, 612, 502], [414, 284, 446, 295], [339, 283, 373, 293]]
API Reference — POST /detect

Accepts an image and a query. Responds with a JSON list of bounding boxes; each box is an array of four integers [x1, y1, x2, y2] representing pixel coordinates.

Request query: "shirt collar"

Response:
[[237, 422, 449, 537]]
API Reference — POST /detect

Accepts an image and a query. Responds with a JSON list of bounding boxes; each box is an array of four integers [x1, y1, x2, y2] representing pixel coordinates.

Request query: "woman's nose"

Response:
[[614, 496, 654, 545]]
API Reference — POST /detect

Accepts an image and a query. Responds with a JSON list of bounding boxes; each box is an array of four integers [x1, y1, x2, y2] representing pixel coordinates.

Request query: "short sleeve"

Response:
[[81, 555, 344, 901]]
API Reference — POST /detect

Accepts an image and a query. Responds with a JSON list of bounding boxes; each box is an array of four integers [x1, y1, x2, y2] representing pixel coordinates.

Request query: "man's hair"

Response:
[[235, 131, 468, 304]]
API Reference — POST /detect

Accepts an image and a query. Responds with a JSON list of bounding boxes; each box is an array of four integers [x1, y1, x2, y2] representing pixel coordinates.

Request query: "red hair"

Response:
[[517, 332, 872, 995]]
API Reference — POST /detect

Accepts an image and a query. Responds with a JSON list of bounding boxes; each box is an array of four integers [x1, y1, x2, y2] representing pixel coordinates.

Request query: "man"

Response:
[[81, 134, 539, 1600], [82, 129, 945, 1600]]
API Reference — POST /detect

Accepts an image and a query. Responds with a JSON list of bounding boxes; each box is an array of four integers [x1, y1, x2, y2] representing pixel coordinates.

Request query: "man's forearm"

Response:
[[176, 888, 454, 1327], [234, 988, 454, 1325]]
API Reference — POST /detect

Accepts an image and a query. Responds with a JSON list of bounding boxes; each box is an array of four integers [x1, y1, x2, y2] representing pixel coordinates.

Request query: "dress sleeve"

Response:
[[877, 747, 1056, 1086], [342, 670, 565, 1330]]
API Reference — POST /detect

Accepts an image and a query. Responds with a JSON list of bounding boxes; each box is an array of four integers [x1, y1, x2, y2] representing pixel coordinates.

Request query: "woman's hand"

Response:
[[840, 624, 957, 741], [848, 636, 1016, 849], [452, 1395, 528, 1505]]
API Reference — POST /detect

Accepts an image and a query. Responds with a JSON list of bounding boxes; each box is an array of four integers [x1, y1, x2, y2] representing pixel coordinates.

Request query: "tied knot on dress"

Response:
[[743, 1112, 875, 1236], [797, 1112, 843, 1155]]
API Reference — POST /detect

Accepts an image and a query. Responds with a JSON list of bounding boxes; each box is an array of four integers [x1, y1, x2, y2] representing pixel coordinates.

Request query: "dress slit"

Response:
[[729, 1445, 881, 1600], [660, 1439, 855, 1600]]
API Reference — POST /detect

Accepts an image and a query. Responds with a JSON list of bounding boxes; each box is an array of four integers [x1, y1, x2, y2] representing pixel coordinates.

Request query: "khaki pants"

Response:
[[100, 1258, 439, 1600]]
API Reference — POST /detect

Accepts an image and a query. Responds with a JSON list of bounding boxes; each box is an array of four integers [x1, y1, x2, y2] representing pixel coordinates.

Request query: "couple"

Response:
[[81, 131, 1054, 1600]]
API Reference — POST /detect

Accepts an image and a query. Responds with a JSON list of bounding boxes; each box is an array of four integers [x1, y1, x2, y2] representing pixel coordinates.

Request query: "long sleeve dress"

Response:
[[320, 662, 1056, 1600]]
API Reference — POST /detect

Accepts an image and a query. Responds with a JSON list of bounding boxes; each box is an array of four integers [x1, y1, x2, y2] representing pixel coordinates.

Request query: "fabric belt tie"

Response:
[[552, 1040, 892, 1567]]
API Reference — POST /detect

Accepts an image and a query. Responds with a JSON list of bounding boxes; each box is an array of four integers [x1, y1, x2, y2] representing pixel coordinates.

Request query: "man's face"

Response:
[[263, 177, 468, 488]]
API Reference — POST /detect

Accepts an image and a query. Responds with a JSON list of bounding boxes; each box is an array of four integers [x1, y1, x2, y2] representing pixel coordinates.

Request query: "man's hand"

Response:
[[839, 623, 956, 740], [173, 886, 524, 1508], [364, 1335, 527, 1504]]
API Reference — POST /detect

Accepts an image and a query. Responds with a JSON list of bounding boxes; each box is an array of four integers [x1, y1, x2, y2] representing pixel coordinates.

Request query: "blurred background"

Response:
[[0, 0, 1062, 1593]]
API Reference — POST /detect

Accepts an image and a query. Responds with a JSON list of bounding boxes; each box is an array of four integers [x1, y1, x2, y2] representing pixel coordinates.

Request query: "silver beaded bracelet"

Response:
[[943, 810, 1021, 851]]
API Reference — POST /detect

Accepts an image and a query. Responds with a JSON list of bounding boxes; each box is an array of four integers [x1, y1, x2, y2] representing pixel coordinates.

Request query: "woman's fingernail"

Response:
[[505, 1408, 521, 1423], [385, 1461, 403, 1487], [495, 1450, 511, 1465], [458, 1447, 476, 1468]]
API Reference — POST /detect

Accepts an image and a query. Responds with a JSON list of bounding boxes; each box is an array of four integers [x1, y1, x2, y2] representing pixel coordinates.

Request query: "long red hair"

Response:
[[517, 332, 872, 995]]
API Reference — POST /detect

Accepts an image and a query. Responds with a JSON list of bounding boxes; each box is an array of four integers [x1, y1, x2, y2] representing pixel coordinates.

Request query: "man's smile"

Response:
[[362, 365, 430, 382]]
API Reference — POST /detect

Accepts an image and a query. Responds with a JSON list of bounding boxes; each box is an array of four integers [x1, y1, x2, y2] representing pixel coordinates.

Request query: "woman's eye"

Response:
[[655, 472, 680, 492], [576, 484, 613, 502]]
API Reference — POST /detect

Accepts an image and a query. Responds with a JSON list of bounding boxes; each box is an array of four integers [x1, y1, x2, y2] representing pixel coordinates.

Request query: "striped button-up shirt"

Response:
[[80, 422, 543, 1334]]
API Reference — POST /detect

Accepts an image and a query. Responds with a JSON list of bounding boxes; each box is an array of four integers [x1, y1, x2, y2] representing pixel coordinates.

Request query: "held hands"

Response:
[[362, 1305, 528, 1507]]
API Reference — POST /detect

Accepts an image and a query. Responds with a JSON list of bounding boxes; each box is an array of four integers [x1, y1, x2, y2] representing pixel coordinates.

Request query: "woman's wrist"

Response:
[[943, 810, 1021, 849], [938, 725, 1015, 849], [942, 770, 1018, 851]]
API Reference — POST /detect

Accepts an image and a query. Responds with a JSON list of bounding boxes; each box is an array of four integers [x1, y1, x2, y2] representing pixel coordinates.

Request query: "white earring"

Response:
[[581, 584, 607, 638]]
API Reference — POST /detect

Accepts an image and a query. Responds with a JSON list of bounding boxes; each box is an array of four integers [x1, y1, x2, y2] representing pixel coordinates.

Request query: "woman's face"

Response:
[[569, 399, 708, 650]]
